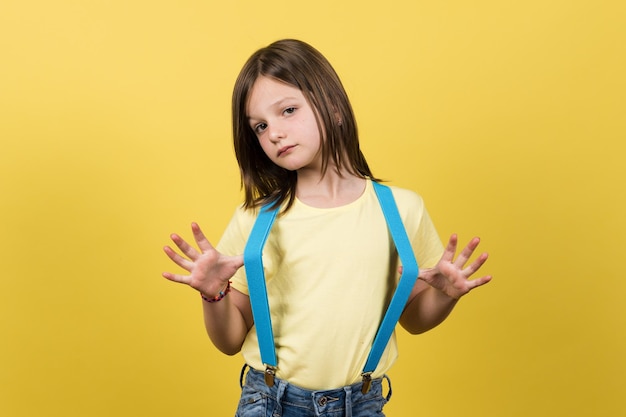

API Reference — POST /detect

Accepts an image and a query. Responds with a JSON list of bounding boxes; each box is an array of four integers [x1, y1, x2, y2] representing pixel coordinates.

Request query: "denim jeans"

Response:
[[235, 366, 392, 417]]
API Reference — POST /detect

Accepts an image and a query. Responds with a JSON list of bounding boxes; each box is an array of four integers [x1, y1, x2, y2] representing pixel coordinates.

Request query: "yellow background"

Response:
[[1, 1, 624, 416]]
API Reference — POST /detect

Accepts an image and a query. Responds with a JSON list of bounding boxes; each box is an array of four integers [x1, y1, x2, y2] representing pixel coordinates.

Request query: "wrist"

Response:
[[433, 285, 460, 302], [200, 281, 232, 303]]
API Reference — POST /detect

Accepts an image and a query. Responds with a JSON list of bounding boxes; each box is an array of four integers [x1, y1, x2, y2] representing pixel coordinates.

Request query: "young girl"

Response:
[[162, 39, 491, 417]]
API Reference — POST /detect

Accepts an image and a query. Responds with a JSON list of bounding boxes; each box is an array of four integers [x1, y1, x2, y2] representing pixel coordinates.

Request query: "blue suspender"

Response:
[[242, 204, 279, 386], [362, 182, 419, 392], [242, 182, 419, 392]]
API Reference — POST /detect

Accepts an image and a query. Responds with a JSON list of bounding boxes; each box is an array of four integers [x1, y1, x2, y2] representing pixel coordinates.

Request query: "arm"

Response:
[[162, 222, 253, 355], [400, 234, 492, 334], [200, 287, 253, 355]]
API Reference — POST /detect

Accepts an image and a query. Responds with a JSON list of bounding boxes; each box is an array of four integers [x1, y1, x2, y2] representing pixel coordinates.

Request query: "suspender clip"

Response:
[[264, 365, 276, 387], [361, 372, 373, 394]]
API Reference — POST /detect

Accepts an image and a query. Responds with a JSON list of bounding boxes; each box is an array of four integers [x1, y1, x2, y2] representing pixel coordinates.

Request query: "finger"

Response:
[[453, 237, 481, 268], [441, 234, 459, 263], [463, 252, 489, 277], [163, 245, 194, 271], [170, 233, 200, 261], [466, 274, 493, 291], [231, 254, 245, 270], [162, 271, 191, 285], [191, 222, 216, 253]]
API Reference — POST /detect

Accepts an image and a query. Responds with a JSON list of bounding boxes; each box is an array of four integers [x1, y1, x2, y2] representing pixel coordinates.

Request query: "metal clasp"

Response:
[[264, 365, 276, 387], [361, 372, 372, 394]]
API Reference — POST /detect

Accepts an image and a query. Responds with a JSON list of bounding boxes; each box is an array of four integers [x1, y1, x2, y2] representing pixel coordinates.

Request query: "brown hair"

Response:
[[232, 39, 377, 212]]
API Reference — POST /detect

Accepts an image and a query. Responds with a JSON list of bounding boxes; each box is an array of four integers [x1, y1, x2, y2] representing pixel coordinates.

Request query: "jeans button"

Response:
[[318, 396, 327, 406]]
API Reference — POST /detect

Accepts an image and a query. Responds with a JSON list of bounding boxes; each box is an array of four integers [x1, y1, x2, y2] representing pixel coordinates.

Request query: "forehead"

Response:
[[246, 76, 306, 117]]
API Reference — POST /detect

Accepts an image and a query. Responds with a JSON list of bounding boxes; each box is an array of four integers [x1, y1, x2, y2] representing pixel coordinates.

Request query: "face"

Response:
[[246, 76, 322, 172]]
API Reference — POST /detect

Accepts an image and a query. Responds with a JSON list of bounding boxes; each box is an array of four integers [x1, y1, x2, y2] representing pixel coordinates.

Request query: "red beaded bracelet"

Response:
[[200, 281, 232, 303]]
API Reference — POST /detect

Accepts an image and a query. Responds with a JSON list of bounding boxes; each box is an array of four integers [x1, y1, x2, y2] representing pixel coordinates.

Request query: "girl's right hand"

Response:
[[162, 222, 244, 297]]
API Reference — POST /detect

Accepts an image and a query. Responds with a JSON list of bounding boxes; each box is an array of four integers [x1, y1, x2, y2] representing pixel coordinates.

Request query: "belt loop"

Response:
[[274, 378, 287, 416], [343, 386, 353, 417], [239, 364, 249, 389], [383, 374, 393, 402]]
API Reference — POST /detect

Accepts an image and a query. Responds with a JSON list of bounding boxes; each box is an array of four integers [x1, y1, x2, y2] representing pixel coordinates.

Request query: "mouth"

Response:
[[277, 145, 296, 157]]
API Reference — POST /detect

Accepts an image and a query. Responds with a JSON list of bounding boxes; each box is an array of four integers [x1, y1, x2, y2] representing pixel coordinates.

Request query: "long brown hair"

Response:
[[232, 39, 377, 212]]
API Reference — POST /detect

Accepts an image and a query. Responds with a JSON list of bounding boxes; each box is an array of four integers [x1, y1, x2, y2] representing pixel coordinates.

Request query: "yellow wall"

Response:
[[1, 1, 624, 416]]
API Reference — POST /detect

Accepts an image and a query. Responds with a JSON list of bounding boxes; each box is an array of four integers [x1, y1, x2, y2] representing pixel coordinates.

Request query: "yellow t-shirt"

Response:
[[217, 180, 443, 390]]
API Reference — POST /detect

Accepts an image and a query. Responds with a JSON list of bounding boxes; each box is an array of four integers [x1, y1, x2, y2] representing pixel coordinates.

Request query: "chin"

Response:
[[274, 161, 305, 172]]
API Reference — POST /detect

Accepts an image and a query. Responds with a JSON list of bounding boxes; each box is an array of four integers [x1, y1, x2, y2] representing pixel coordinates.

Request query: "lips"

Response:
[[277, 145, 296, 157]]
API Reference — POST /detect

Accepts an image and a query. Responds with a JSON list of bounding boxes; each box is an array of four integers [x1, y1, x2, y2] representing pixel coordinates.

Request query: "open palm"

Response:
[[162, 222, 244, 296], [419, 234, 492, 299]]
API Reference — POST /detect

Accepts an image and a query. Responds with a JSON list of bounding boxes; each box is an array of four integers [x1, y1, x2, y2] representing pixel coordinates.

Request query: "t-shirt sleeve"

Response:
[[392, 187, 444, 269]]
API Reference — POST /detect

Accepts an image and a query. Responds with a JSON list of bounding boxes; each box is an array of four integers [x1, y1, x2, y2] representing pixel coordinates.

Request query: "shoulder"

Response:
[[388, 185, 423, 202], [230, 203, 259, 223], [374, 183, 430, 231], [217, 204, 259, 250], [384, 184, 426, 212]]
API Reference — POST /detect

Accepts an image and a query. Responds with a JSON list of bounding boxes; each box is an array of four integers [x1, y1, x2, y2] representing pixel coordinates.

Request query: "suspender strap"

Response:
[[243, 182, 419, 391], [243, 204, 279, 383], [361, 182, 419, 392]]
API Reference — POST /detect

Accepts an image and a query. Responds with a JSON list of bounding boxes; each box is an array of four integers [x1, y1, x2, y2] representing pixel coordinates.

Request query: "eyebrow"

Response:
[[247, 96, 300, 122]]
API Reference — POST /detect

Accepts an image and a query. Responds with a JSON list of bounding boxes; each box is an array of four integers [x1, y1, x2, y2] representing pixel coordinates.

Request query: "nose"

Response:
[[267, 122, 286, 143]]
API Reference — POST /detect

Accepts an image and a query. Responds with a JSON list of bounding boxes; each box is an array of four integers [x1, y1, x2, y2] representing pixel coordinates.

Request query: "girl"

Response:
[[163, 39, 491, 417]]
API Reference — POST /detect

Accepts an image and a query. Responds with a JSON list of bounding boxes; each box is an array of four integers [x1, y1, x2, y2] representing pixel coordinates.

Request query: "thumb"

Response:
[[231, 254, 244, 269]]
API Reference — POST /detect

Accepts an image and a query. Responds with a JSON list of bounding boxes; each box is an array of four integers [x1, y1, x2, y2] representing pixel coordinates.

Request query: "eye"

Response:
[[283, 107, 296, 115], [254, 122, 267, 134]]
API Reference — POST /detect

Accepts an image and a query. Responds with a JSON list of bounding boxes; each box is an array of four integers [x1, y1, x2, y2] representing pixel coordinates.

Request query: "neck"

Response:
[[295, 166, 366, 208]]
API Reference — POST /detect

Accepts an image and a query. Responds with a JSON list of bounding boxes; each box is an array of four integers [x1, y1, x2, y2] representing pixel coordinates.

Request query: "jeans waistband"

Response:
[[240, 365, 392, 417]]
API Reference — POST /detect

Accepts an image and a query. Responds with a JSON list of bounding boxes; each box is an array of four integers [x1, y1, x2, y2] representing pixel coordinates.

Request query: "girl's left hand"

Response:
[[419, 234, 492, 300]]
